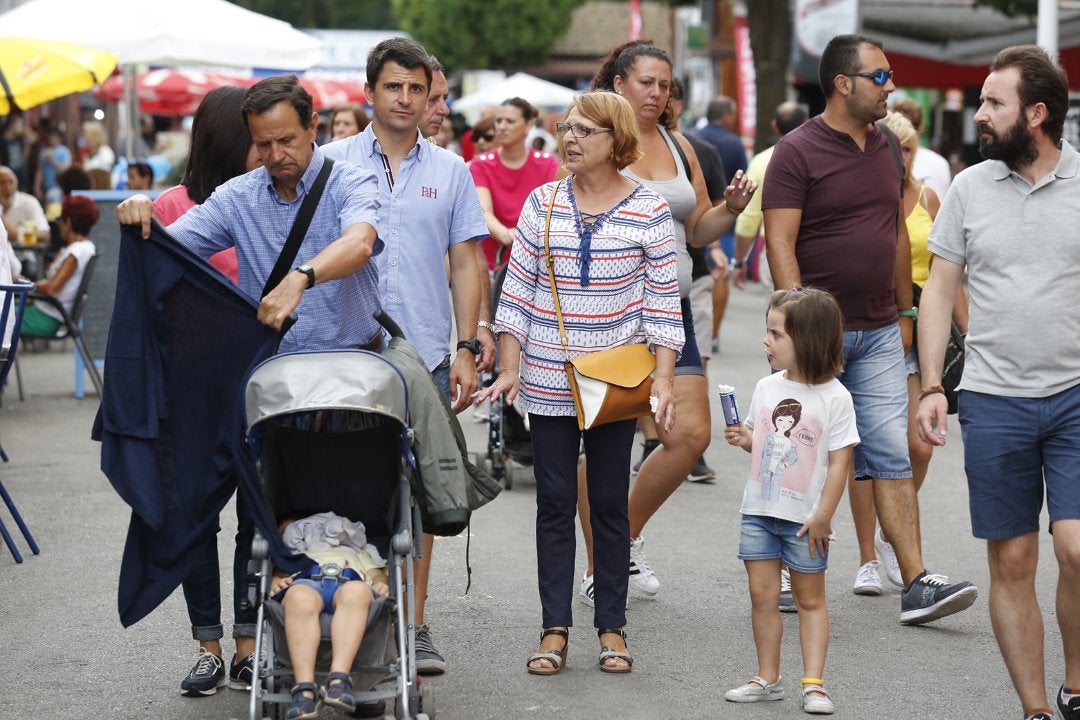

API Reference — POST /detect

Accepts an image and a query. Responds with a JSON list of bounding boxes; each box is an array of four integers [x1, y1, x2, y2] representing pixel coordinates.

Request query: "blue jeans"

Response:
[[529, 414, 635, 630], [837, 324, 912, 480], [183, 492, 256, 641], [738, 513, 828, 574], [431, 354, 451, 399]]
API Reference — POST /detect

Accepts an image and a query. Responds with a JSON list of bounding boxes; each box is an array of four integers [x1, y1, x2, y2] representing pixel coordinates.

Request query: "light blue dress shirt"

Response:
[[323, 127, 488, 371], [167, 145, 384, 353]]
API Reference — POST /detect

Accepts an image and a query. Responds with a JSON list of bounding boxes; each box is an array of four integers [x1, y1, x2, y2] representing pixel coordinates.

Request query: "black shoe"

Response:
[[899, 571, 977, 625], [353, 700, 387, 718], [228, 652, 254, 691], [686, 456, 716, 483], [632, 439, 660, 474], [1058, 685, 1080, 720], [415, 623, 447, 675], [180, 649, 226, 697]]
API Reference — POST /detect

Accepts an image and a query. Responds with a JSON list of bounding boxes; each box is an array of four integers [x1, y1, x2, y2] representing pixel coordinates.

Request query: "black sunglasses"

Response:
[[844, 69, 894, 86]]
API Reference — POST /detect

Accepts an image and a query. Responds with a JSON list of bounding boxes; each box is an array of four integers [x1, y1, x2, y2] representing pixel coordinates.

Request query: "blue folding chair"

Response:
[[0, 280, 41, 563]]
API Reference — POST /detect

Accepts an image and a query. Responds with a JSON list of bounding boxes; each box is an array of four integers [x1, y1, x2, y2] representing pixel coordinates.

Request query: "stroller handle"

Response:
[[374, 310, 405, 340]]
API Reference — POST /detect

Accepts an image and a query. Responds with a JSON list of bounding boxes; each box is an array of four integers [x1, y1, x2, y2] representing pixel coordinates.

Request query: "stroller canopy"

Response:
[[244, 350, 410, 432]]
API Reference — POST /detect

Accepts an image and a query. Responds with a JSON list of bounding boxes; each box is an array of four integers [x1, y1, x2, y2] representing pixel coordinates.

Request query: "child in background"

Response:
[[271, 512, 390, 720], [723, 288, 859, 715]]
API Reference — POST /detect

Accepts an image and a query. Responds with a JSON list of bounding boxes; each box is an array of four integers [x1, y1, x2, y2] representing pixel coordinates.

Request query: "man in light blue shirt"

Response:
[[323, 39, 485, 408], [323, 37, 487, 679], [118, 76, 383, 354]]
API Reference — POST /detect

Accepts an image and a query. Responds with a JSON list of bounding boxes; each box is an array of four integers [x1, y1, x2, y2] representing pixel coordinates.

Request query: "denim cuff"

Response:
[[191, 624, 224, 642], [232, 623, 257, 639]]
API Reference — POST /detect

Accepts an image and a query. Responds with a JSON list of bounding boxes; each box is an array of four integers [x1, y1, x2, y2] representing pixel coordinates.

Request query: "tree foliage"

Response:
[[972, 0, 1038, 17], [230, 0, 398, 29], [391, 0, 585, 68]]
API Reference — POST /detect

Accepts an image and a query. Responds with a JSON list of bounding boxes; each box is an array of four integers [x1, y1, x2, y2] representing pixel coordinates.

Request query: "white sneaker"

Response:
[[629, 536, 660, 596], [579, 574, 595, 608], [853, 560, 883, 596], [725, 675, 785, 703], [874, 528, 904, 588], [579, 573, 627, 609], [779, 567, 796, 612]]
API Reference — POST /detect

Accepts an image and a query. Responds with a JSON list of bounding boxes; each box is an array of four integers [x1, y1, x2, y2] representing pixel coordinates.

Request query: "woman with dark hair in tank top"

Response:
[[574, 40, 756, 606]]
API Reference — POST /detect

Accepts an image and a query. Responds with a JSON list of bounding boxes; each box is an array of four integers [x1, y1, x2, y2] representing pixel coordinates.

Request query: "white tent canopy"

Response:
[[0, 0, 322, 70], [453, 72, 578, 120]]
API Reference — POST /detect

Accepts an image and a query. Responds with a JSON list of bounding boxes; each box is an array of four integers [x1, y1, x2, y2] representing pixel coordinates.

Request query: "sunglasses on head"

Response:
[[844, 69, 894, 86]]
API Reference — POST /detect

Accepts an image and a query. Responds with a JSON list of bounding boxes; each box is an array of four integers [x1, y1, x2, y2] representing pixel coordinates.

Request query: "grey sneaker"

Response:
[[725, 675, 784, 703], [899, 571, 978, 625], [632, 439, 660, 474], [414, 624, 446, 675], [180, 649, 226, 696], [779, 568, 797, 613], [686, 456, 716, 483]]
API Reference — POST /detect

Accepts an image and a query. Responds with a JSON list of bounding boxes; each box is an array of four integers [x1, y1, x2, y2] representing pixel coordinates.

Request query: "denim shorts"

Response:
[[837, 324, 912, 479], [737, 513, 828, 574], [959, 385, 1080, 540], [675, 298, 704, 376], [904, 347, 920, 375]]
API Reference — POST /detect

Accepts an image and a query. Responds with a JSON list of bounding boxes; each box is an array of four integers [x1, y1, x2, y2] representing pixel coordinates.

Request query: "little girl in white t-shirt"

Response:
[[724, 288, 859, 715]]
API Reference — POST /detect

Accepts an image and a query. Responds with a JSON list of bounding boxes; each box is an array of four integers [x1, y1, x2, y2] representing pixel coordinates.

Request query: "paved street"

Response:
[[0, 283, 1064, 719]]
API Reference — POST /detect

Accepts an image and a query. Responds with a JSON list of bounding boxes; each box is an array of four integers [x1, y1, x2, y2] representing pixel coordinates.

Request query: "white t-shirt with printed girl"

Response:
[[741, 372, 859, 524]]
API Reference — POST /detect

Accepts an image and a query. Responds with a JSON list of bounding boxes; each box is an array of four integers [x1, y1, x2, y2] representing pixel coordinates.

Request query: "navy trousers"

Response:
[[529, 414, 635, 630]]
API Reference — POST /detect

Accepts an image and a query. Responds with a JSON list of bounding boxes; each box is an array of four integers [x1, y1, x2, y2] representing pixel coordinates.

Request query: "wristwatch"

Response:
[[294, 264, 316, 289], [457, 339, 482, 355], [731, 260, 746, 270], [898, 307, 918, 319], [477, 320, 496, 334]]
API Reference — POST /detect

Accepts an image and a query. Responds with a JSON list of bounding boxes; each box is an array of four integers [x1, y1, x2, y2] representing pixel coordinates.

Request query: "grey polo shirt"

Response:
[[929, 139, 1080, 398]]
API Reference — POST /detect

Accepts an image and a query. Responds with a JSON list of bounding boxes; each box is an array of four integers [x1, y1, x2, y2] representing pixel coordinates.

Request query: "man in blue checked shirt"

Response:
[[323, 37, 488, 678], [117, 75, 384, 354]]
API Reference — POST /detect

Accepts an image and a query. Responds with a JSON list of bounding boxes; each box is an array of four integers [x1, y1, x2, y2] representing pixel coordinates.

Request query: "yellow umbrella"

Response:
[[0, 37, 119, 115]]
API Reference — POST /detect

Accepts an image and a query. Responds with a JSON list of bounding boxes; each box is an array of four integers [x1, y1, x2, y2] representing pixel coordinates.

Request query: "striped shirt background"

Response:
[[496, 179, 685, 417]]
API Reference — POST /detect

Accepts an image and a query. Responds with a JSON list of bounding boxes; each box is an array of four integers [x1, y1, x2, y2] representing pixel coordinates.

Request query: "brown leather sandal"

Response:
[[597, 628, 633, 673], [527, 627, 569, 676]]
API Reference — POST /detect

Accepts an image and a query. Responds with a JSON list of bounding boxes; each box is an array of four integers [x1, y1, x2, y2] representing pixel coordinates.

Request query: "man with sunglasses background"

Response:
[[762, 33, 978, 625]]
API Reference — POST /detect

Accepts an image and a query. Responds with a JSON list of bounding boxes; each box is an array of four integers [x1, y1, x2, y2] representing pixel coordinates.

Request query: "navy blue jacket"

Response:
[[93, 223, 278, 627]]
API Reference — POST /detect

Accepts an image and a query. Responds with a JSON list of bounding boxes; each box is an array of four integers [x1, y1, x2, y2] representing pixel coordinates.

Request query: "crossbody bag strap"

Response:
[[261, 156, 335, 299], [541, 180, 568, 352]]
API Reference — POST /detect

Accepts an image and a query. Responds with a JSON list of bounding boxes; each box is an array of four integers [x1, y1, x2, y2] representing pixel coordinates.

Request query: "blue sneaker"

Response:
[[180, 649, 226, 696], [228, 652, 254, 691], [899, 572, 977, 625]]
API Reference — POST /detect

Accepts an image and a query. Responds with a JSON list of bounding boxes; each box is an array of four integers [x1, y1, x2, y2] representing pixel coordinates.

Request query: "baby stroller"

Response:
[[239, 346, 432, 720], [482, 262, 534, 489]]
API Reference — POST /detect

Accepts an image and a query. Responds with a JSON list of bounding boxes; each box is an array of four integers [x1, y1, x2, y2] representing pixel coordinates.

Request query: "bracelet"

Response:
[[477, 320, 495, 333], [918, 384, 945, 400], [725, 202, 741, 217]]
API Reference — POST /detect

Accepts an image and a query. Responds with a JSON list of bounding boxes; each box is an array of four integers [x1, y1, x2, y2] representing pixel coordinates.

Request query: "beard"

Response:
[[977, 115, 1038, 168]]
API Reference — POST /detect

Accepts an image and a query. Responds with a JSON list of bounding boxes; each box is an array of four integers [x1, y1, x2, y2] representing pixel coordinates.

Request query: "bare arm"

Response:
[[914, 256, 965, 446], [446, 239, 482, 413], [34, 254, 76, 296], [798, 445, 853, 558], [894, 202, 915, 351], [474, 242, 495, 372], [476, 186, 514, 246], [763, 207, 803, 290]]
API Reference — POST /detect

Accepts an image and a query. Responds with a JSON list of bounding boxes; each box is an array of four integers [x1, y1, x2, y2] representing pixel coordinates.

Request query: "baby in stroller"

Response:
[[271, 511, 390, 720]]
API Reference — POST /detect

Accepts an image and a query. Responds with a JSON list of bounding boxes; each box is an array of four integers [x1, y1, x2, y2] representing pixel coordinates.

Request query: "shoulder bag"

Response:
[[911, 282, 965, 414], [542, 180, 656, 431]]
